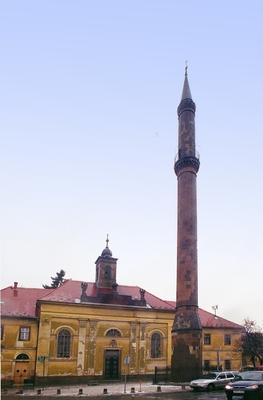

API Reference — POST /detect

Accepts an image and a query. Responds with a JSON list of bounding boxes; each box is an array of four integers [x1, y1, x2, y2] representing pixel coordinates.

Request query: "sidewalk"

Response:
[[2, 381, 190, 397]]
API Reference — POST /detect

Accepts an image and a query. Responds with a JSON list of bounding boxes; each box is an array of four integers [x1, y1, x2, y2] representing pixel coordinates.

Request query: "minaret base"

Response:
[[171, 307, 202, 381], [171, 331, 202, 381]]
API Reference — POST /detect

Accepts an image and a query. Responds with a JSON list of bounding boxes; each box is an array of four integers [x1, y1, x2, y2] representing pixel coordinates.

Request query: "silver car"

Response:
[[190, 371, 237, 391]]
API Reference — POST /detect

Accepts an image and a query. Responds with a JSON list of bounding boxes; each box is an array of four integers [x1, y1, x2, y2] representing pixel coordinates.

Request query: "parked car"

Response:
[[190, 371, 238, 391], [225, 370, 263, 399]]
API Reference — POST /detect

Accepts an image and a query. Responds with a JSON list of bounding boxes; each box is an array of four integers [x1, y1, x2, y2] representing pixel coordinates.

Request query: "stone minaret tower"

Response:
[[171, 68, 202, 381]]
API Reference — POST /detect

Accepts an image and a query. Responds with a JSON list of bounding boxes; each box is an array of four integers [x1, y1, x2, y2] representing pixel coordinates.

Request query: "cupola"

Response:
[[95, 235, 118, 289]]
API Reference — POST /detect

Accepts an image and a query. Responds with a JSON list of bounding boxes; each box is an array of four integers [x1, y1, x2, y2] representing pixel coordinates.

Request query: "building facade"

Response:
[[1, 243, 242, 385]]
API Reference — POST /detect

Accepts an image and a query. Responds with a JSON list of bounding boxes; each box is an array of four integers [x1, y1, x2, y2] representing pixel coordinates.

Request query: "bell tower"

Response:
[[171, 67, 202, 381], [95, 235, 117, 289]]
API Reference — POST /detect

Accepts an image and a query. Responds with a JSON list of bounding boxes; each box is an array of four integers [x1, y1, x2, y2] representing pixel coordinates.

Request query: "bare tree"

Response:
[[236, 319, 263, 368]]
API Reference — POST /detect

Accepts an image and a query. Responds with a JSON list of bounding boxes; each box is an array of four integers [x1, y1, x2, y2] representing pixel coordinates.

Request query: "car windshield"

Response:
[[239, 371, 263, 381], [201, 373, 218, 379]]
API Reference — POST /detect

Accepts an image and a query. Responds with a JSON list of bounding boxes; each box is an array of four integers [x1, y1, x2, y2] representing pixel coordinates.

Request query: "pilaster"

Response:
[[77, 320, 87, 375]]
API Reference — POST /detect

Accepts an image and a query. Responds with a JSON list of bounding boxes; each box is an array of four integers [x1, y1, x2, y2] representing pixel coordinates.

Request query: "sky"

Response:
[[1, 0, 263, 329]]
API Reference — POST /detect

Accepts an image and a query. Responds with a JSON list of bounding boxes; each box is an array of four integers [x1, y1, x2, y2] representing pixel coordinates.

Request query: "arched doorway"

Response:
[[14, 354, 30, 385]]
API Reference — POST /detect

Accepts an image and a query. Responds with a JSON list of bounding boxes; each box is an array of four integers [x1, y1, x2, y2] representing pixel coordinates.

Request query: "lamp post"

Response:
[[216, 348, 222, 371]]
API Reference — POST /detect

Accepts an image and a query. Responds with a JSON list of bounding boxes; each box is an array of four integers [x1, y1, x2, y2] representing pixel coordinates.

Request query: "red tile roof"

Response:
[[1, 281, 243, 329], [166, 300, 242, 329], [37, 280, 175, 310], [198, 307, 243, 329], [0, 286, 54, 318]]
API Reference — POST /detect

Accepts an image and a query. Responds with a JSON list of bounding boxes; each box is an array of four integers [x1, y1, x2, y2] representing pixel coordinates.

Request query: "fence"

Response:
[[153, 366, 172, 384]]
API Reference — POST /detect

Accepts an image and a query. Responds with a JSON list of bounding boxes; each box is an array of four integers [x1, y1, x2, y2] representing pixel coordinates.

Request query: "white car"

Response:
[[190, 371, 237, 391]]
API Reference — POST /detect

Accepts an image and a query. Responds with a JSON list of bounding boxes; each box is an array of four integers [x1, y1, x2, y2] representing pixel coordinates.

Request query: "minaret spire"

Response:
[[181, 62, 192, 100], [171, 68, 202, 381]]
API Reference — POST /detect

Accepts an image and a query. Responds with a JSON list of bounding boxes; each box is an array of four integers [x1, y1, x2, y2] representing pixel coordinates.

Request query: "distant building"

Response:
[[1, 243, 242, 385]]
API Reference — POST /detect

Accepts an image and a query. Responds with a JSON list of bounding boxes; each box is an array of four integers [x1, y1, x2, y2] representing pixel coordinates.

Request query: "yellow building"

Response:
[[1, 242, 242, 386]]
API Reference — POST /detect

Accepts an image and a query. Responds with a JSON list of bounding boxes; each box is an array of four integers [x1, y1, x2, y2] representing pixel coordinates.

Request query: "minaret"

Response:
[[171, 67, 202, 381]]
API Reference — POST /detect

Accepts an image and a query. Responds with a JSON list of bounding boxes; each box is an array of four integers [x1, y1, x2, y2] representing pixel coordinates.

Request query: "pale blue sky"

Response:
[[1, 1, 263, 328]]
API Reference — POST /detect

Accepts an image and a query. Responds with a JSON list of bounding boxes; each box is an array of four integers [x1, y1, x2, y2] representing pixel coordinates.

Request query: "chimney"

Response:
[[13, 281, 18, 296]]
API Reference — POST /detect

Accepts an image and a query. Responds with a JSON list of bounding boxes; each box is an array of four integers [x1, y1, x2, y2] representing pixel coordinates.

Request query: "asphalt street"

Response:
[[148, 392, 227, 399]]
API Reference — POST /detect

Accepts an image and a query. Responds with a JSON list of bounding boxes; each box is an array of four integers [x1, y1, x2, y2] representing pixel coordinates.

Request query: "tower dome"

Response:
[[101, 234, 112, 257], [101, 246, 112, 257]]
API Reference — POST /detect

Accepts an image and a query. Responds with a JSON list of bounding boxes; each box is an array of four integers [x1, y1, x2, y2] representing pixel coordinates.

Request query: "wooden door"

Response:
[[14, 362, 30, 385], [104, 350, 120, 379]]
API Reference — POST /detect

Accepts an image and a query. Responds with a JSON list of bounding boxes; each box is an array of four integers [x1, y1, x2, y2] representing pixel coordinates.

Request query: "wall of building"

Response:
[[1, 318, 38, 383], [1, 306, 243, 384], [202, 328, 242, 371], [35, 302, 173, 383]]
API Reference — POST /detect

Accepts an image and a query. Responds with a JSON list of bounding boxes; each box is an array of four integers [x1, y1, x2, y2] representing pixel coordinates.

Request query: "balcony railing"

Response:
[[174, 150, 200, 163]]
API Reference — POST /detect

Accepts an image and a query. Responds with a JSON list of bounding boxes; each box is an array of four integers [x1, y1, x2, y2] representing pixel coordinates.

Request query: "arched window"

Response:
[[151, 332, 162, 358], [57, 329, 71, 358], [104, 265, 112, 279], [106, 329, 121, 337], [16, 353, 29, 360]]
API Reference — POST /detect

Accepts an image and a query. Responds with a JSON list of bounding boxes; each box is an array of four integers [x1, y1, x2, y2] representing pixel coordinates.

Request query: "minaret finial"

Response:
[[106, 234, 109, 248], [180, 61, 192, 101], [185, 60, 188, 76]]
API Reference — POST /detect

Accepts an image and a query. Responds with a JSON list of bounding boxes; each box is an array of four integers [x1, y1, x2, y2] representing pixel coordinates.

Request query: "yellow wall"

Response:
[[1, 318, 38, 381], [1, 304, 242, 382], [202, 328, 242, 371], [35, 302, 173, 378]]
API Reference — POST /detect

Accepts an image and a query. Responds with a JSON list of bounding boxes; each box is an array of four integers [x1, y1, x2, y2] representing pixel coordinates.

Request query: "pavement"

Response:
[[2, 381, 191, 397]]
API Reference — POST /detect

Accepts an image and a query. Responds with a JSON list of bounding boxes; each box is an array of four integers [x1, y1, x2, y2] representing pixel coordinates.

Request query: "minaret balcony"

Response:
[[174, 152, 200, 175], [177, 98, 196, 116]]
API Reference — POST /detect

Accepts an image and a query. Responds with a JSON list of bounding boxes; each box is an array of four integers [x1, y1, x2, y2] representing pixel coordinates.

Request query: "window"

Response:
[[225, 360, 232, 370], [19, 327, 30, 341], [204, 333, 211, 345], [106, 329, 121, 337], [57, 329, 71, 358], [224, 334, 231, 345], [151, 332, 162, 358], [218, 373, 227, 379], [104, 265, 112, 279], [203, 360, 210, 370], [16, 353, 29, 360]]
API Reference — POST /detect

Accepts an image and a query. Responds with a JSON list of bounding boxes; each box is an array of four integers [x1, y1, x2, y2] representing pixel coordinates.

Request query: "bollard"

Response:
[[57, 388, 61, 395], [37, 388, 42, 395], [130, 387, 135, 393], [181, 384, 186, 390], [78, 388, 83, 395], [157, 386, 162, 392], [103, 388, 108, 394]]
